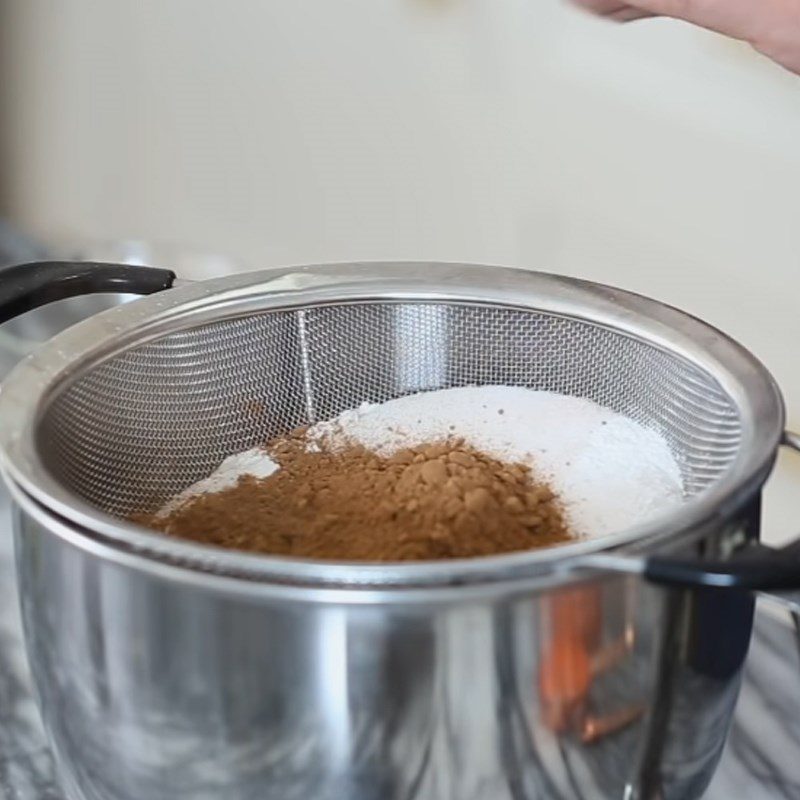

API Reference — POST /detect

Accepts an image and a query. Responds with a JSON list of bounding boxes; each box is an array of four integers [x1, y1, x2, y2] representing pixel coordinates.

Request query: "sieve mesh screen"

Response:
[[37, 301, 741, 517]]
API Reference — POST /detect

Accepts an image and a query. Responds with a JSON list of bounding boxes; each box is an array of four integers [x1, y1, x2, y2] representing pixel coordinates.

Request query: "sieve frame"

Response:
[[0, 262, 785, 587]]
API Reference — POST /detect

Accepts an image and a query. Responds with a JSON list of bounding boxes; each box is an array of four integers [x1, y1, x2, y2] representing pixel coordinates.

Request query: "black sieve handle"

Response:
[[582, 541, 800, 592], [643, 431, 800, 591], [0, 260, 176, 326], [583, 431, 800, 592], [643, 542, 800, 591]]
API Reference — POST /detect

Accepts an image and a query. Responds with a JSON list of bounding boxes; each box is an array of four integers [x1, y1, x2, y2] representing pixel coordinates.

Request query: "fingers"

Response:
[[572, 0, 639, 14], [574, 0, 795, 48], [617, 0, 777, 40], [571, 0, 656, 22], [624, 0, 800, 75], [571, 0, 800, 76], [607, 6, 655, 20]]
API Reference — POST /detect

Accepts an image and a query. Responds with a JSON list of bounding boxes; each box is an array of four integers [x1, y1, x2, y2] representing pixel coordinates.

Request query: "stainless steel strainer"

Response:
[[43, 301, 743, 514], [0, 261, 792, 588], [1, 260, 798, 800]]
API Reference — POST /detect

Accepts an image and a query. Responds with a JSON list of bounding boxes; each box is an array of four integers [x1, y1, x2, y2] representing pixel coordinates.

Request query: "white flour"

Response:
[[157, 448, 279, 518], [159, 386, 684, 538]]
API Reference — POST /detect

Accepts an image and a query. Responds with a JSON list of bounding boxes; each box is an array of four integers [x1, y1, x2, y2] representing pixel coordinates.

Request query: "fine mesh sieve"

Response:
[[41, 301, 741, 518], [0, 263, 784, 584]]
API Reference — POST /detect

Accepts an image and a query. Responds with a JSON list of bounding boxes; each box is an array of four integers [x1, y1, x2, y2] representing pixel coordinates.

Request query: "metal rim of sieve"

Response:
[[0, 262, 785, 587]]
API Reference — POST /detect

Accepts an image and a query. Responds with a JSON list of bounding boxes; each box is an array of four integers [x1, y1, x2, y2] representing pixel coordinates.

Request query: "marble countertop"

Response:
[[1, 487, 799, 799]]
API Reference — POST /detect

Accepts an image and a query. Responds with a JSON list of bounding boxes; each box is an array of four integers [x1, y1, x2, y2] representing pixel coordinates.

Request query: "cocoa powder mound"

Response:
[[139, 437, 571, 561]]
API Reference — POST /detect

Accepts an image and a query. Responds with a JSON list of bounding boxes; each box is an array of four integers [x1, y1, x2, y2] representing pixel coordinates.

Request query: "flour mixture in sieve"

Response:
[[139, 387, 684, 560]]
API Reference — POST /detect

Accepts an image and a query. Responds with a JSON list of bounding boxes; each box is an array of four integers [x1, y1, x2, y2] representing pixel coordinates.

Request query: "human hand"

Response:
[[572, 0, 800, 75]]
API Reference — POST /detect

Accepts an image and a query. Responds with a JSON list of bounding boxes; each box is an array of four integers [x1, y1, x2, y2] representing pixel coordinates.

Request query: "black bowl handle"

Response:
[[580, 431, 800, 591], [0, 260, 177, 325]]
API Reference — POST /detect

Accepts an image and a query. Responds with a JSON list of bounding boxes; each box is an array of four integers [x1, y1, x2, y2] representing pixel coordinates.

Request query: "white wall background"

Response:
[[2, 0, 800, 541]]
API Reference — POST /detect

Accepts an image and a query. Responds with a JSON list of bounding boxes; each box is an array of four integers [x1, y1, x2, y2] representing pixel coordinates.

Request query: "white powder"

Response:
[[157, 447, 279, 518], [159, 386, 684, 539], [307, 387, 683, 538]]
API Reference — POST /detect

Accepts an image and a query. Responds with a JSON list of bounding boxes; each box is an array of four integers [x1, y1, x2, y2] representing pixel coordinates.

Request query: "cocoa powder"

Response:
[[139, 436, 571, 561]]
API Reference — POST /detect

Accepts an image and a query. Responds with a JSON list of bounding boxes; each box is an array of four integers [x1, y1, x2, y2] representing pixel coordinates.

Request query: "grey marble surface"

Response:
[[1, 488, 799, 800]]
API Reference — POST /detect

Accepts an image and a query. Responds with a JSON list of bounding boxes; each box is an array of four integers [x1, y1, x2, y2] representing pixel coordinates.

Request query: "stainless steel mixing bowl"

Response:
[[0, 261, 797, 800]]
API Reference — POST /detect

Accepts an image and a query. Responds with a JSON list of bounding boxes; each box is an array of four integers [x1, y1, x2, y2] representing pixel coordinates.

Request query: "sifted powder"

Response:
[[141, 438, 571, 560], [157, 448, 279, 517], [146, 387, 684, 554], [306, 387, 684, 538]]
